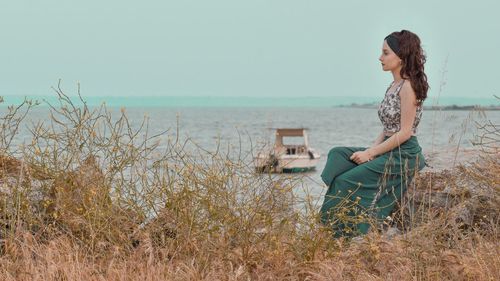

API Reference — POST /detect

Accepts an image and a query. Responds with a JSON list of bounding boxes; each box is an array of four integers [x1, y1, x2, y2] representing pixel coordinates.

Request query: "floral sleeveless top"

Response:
[[377, 80, 423, 134]]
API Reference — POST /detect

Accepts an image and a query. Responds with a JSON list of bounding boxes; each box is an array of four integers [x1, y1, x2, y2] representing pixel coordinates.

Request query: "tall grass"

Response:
[[0, 84, 498, 280]]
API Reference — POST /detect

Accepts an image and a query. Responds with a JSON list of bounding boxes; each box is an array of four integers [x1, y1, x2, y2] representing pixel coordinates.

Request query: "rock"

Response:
[[393, 155, 499, 234], [383, 227, 401, 239], [452, 203, 474, 228]]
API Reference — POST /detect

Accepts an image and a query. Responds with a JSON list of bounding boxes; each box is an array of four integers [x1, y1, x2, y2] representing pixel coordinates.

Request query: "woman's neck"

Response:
[[391, 70, 404, 83]]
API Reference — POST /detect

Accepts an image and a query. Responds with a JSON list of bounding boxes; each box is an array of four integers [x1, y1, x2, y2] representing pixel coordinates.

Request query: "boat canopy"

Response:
[[274, 128, 307, 136], [273, 128, 309, 147]]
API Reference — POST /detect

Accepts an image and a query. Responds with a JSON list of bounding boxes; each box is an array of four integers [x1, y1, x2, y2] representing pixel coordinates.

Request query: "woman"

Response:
[[320, 30, 428, 237]]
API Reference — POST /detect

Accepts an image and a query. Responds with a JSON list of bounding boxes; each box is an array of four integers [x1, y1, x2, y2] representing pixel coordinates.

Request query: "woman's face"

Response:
[[379, 40, 401, 72]]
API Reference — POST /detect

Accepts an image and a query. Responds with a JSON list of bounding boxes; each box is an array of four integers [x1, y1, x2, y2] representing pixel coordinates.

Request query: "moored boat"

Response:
[[254, 128, 320, 173]]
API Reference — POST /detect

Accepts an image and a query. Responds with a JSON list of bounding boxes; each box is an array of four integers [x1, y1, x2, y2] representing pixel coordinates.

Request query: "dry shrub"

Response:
[[0, 84, 498, 280]]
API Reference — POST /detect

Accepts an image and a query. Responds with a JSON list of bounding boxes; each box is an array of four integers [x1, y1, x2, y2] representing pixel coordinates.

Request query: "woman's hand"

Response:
[[350, 150, 374, 165]]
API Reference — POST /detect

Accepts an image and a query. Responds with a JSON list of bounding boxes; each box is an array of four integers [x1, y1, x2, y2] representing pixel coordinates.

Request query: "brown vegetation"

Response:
[[0, 86, 498, 280]]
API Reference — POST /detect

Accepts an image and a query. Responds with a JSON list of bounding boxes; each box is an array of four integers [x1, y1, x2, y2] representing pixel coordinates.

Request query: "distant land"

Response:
[[343, 102, 500, 111], [0, 95, 498, 109]]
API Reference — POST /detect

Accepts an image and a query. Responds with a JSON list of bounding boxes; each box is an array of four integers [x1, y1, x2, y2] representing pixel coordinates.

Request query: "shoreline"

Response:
[[421, 146, 487, 172]]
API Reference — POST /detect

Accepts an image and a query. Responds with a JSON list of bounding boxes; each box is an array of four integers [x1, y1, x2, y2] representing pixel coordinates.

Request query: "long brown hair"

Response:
[[389, 30, 429, 105]]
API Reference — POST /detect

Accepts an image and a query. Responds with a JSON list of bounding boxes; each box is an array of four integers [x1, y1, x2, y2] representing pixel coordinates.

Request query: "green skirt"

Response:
[[320, 136, 425, 237]]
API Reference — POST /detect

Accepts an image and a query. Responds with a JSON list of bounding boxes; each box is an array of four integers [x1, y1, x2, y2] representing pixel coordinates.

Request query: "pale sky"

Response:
[[1, 0, 499, 99]]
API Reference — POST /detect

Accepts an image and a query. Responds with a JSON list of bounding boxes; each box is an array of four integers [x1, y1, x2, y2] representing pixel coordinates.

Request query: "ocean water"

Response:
[[4, 104, 499, 201]]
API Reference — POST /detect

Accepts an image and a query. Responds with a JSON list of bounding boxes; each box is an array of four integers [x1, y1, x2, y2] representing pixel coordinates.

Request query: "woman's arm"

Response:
[[371, 130, 386, 147], [351, 82, 418, 164]]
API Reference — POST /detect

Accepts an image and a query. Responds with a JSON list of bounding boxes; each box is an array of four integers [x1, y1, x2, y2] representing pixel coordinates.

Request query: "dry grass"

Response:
[[0, 85, 498, 280]]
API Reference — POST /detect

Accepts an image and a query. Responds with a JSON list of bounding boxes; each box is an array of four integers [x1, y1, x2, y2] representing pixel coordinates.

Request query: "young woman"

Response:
[[320, 30, 428, 237]]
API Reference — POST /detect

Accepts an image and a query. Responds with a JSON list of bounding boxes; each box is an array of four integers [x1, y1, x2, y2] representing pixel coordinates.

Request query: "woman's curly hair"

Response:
[[389, 30, 429, 105]]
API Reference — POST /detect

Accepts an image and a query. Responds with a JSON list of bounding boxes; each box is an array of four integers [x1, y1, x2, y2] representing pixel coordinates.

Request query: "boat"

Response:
[[254, 128, 321, 173]]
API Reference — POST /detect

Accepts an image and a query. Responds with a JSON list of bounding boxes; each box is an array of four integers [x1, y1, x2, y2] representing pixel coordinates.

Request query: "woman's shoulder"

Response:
[[398, 80, 418, 106], [399, 80, 417, 97]]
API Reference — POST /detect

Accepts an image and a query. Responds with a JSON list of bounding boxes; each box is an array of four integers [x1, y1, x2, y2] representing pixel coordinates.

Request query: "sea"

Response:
[[1, 95, 499, 202]]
